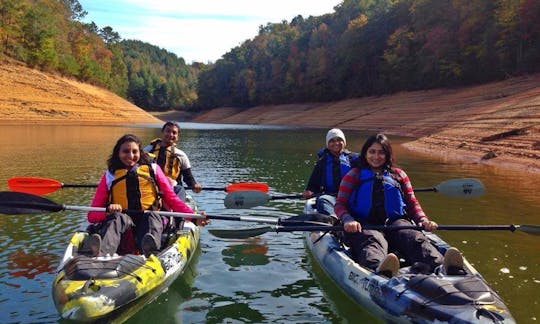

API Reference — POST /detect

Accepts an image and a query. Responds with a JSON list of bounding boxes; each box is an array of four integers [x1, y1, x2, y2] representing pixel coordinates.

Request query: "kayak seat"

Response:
[[405, 275, 475, 305], [453, 276, 496, 303], [405, 274, 496, 305], [62, 254, 146, 280]]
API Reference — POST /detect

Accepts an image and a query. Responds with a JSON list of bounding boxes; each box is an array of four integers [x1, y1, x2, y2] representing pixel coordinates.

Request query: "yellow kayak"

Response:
[[52, 220, 199, 322]]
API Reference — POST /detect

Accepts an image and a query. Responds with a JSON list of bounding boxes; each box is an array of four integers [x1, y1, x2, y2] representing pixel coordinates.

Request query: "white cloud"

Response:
[[79, 0, 339, 63]]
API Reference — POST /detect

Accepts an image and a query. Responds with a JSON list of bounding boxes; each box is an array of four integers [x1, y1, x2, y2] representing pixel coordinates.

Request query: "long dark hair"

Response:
[[107, 134, 152, 171], [356, 133, 397, 170]]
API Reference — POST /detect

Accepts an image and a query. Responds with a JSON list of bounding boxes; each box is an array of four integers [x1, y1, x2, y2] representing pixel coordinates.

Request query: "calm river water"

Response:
[[0, 123, 538, 323]]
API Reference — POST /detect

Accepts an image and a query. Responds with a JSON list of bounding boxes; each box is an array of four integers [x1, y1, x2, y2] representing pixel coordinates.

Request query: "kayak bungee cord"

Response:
[[61, 256, 155, 281]]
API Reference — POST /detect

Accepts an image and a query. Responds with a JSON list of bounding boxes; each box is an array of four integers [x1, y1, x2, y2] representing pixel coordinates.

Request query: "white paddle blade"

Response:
[[224, 190, 270, 209], [435, 178, 485, 197]]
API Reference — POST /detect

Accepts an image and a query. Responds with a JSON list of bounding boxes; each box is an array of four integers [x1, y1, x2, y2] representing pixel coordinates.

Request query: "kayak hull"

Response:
[[52, 221, 199, 322], [303, 198, 515, 323]]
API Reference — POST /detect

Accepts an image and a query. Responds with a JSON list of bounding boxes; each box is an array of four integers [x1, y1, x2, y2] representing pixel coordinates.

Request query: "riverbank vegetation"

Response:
[[0, 0, 200, 110]]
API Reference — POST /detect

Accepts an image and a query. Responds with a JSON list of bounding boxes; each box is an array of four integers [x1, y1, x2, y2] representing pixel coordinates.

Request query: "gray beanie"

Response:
[[326, 128, 346, 147]]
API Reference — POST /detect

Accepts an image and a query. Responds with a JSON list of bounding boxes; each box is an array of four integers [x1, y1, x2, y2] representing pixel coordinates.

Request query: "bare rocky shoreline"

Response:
[[1, 59, 539, 174], [153, 75, 540, 175]]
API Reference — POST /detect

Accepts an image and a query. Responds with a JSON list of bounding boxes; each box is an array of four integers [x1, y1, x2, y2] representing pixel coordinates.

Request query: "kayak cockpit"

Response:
[[61, 254, 147, 280]]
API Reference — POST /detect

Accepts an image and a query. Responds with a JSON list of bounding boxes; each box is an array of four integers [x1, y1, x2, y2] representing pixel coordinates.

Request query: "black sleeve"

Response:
[[305, 159, 324, 193], [180, 168, 197, 188]]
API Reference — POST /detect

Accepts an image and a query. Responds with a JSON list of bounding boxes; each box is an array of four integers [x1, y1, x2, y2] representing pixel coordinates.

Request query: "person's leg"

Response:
[[138, 211, 164, 255], [345, 229, 388, 271], [315, 195, 336, 216], [387, 218, 443, 271], [99, 212, 134, 256]]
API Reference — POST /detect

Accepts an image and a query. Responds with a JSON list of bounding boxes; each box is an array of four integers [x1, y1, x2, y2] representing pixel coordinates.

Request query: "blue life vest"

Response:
[[348, 168, 406, 222], [318, 149, 358, 194]]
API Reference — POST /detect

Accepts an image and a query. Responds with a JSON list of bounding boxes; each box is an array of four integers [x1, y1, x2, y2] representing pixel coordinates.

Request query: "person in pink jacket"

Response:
[[86, 134, 206, 257]]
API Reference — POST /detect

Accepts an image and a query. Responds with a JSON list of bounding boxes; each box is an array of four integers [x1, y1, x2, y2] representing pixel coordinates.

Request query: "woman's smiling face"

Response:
[[119, 141, 140, 167], [366, 142, 387, 170]]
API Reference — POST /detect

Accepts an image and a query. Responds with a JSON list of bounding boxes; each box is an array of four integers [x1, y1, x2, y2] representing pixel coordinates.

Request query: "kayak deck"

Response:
[[302, 198, 515, 323], [52, 221, 200, 322]]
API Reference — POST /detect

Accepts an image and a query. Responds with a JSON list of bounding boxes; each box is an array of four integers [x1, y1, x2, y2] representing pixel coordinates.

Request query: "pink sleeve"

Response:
[[154, 165, 194, 214], [87, 174, 109, 223]]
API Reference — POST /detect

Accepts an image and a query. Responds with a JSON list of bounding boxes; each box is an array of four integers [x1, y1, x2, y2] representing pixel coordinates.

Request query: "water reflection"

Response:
[[205, 300, 265, 323], [7, 249, 56, 279], [221, 240, 270, 267]]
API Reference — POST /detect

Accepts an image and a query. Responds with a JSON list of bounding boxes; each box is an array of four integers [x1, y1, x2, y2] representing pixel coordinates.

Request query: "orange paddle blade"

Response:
[[225, 182, 269, 193], [8, 177, 62, 195]]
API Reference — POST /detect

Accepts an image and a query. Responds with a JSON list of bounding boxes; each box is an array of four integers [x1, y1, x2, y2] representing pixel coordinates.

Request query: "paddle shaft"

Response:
[[31, 183, 232, 191], [415, 187, 436, 192], [281, 186, 470, 196], [8, 176, 269, 194], [0, 191, 537, 236], [209, 223, 537, 239], [269, 194, 303, 200], [272, 224, 523, 233], [59, 183, 96, 188], [271, 189, 436, 199], [0, 199, 286, 224], [64, 205, 281, 223], [269, 186, 469, 199]]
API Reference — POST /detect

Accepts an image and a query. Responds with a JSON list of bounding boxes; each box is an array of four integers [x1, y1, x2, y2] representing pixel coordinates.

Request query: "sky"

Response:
[[78, 0, 341, 64]]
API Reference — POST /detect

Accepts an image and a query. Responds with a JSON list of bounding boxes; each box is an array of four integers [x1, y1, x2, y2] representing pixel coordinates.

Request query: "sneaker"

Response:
[[376, 253, 399, 278], [141, 233, 158, 257], [443, 247, 464, 275], [82, 233, 101, 257]]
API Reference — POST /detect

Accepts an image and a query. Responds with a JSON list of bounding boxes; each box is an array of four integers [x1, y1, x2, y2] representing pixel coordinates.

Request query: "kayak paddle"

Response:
[[7, 176, 269, 195], [1, 191, 536, 239], [0, 191, 290, 224], [209, 223, 540, 239], [223, 178, 486, 209], [414, 178, 485, 196], [224, 191, 303, 209]]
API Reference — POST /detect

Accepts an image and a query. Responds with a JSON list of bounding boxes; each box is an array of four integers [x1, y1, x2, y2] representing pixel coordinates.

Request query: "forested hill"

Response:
[[0, 0, 201, 111], [1, 0, 540, 114], [198, 0, 540, 108]]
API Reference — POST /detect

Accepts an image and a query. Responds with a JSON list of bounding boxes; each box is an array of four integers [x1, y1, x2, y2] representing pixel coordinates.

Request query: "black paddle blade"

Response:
[[0, 191, 64, 214], [517, 225, 540, 236]]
